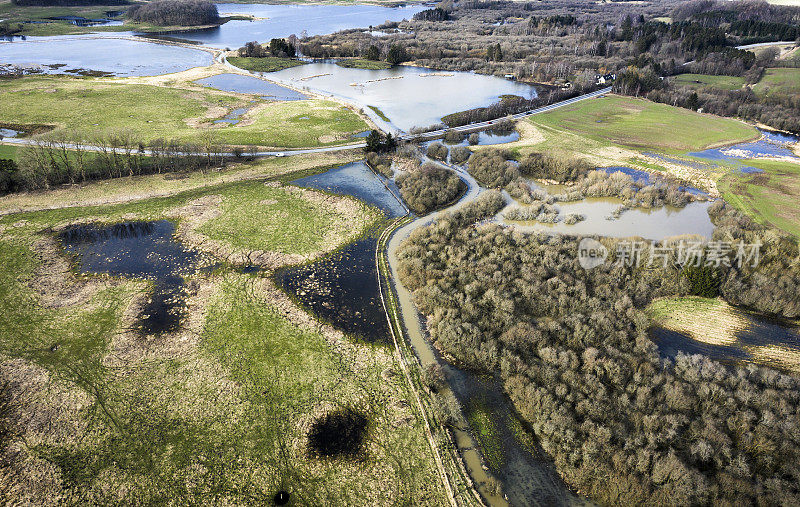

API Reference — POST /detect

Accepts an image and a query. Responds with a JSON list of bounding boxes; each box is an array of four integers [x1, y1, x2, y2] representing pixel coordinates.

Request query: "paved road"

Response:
[[400, 87, 612, 142], [1, 86, 612, 157], [0, 135, 366, 157], [736, 41, 797, 50]]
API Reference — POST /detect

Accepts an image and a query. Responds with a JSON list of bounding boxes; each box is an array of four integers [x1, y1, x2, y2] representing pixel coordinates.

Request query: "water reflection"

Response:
[[60, 220, 204, 334], [503, 197, 714, 240], [270, 63, 537, 131]]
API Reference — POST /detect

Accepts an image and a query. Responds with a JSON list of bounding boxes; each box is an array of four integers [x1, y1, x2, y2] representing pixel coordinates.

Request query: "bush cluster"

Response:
[[396, 162, 465, 214], [397, 201, 800, 505]]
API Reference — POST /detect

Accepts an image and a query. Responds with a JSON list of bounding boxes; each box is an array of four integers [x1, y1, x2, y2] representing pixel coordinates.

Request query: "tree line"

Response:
[[4, 132, 249, 193], [128, 0, 219, 27]]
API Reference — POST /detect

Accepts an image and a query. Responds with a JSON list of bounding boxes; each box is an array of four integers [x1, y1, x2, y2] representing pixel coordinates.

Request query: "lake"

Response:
[[162, 3, 426, 49], [0, 36, 213, 77], [267, 63, 538, 131]]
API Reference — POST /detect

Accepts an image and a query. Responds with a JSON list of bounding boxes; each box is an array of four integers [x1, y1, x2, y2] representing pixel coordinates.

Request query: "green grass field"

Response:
[[368, 105, 391, 122], [0, 159, 447, 503], [227, 56, 307, 73], [198, 182, 378, 255], [718, 158, 800, 238], [0, 144, 18, 160], [336, 59, 394, 70], [528, 95, 758, 153], [671, 73, 745, 91], [752, 68, 800, 97], [0, 76, 367, 148]]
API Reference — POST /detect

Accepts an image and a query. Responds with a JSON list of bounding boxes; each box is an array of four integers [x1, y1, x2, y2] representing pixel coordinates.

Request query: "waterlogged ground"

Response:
[[196, 73, 308, 101], [648, 297, 800, 374], [276, 162, 405, 343], [59, 220, 208, 334], [0, 160, 448, 504], [0, 36, 213, 76]]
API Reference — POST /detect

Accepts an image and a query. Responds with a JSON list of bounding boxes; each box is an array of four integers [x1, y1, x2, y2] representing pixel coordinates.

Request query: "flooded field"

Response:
[[196, 73, 308, 100], [0, 36, 213, 76], [59, 220, 205, 334], [276, 162, 405, 344], [270, 63, 538, 131], [652, 314, 800, 373]]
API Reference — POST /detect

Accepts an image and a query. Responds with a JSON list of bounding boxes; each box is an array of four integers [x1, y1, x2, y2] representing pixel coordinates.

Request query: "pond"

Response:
[[59, 220, 206, 334], [501, 197, 714, 240], [0, 128, 18, 138], [268, 63, 538, 131], [0, 36, 213, 77], [690, 129, 799, 167], [441, 129, 521, 147], [651, 314, 800, 373], [275, 162, 405, 344], [196, 73, 308, 100], [213, 105, 250, 125], [161, 3, 426, 49]]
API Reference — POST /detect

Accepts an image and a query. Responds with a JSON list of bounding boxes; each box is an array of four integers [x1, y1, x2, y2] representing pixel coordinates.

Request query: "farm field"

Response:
[[0, 75, 367, 148], [524, 95, 758, 153], [671, 73, 746, 91], [752, 68, 800, 96], [718, 157, 800, 238]]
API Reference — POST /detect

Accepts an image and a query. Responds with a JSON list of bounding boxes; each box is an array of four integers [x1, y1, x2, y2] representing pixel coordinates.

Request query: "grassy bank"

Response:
[[718, 158, 800, 238], [368, 105, 391, 122], [0, 151, 358, 214], [0, 158, 447, 503], [227, 56, 307, 73], [0, 75, 368, 148]]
